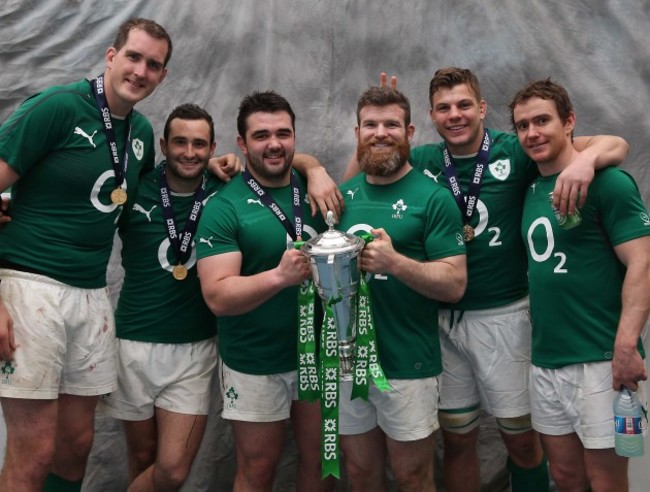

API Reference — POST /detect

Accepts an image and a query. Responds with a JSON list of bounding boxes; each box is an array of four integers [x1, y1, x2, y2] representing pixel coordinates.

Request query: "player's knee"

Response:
[[129, 446, 156, 474], [391, 460, 433, 491], [496, 414, 533, 435], [238, 457, 277, 489], [64, 427, 95, 463], [549, 461, 587, 491], [439, 406, 481, 436], [155, 460, 192, 490]]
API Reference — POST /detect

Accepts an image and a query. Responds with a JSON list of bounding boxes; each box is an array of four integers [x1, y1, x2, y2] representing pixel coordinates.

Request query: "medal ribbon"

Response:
[[296, 279, 319, 402], [158, 162, 207, 266], [442, 129, 491, 227], [91, 75, 132, 192], [242, 168, 303, 240], [320, 299, 341, 479]]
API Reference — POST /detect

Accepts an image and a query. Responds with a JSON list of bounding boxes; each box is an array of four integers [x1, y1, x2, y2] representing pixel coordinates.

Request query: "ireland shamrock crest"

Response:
[[225, 386, 239, 407]]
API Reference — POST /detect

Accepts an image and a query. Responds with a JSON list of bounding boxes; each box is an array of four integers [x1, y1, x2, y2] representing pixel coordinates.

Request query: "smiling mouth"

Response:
[[126, 78, 145, 89], [528, 142, 546, 150], [447, 125, 466, 132]]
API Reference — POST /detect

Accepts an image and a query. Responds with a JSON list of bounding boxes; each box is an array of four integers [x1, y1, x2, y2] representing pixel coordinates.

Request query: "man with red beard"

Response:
[[335, 86, 467, 492]]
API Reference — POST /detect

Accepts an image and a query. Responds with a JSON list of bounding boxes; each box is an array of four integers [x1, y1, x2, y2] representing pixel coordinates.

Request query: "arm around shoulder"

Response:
[[292, 153, 344, 219], [573, 135, 629, 169]]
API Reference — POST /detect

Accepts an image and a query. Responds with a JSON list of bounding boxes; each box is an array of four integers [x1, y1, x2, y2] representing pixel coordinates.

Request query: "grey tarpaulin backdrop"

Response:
[[1, 0, 649, 490]]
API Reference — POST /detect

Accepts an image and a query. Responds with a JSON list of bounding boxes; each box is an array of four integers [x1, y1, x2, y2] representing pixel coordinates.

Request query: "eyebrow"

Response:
[[124, 49, 165, 67]]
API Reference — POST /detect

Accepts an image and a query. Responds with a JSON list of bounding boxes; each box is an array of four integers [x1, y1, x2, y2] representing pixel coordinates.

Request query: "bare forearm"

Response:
[[292, 153, 321, 177], [574, 135, 629, 169], [203, 269, 287, 316], [611, 241, 650, 390], [615, 261, 650, 352], [389, 254, 467, 303]]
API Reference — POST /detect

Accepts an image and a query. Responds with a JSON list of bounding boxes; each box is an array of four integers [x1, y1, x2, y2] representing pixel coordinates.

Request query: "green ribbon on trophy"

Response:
[[320, 300, 341, 478], [295, 224, 392, 479], [351, 273, 392, 400], [296, 279, 319, 402]]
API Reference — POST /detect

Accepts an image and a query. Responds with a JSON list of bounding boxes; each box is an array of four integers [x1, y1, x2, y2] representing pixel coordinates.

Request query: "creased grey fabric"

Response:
[[1, 1, 649, 490]]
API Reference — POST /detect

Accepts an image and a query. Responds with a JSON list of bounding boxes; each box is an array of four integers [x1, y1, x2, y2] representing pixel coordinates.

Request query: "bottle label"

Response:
[[614, 415, 643, 435]]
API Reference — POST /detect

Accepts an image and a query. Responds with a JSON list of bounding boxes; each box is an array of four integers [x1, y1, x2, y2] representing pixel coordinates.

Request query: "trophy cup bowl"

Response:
[[301, 212, 365, 381]]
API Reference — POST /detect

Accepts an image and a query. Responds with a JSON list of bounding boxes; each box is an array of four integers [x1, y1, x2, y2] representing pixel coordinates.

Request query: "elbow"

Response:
[[618, 137, 630, 159], [202, 289, 228, 317], [445, 275, 467, 304], [205, 297, 224, 316]]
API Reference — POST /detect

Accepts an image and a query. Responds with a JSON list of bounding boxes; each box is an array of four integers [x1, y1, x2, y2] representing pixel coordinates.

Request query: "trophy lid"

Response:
[[301, 211, 365, 257]]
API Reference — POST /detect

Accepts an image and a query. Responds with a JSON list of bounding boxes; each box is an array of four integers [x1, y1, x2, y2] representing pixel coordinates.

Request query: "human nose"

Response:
[[375, 124, 388, 137], [267, 135, 282, 149], [449, 105, 462, 119], [132, 59, 147, 78], [184, 143, 197, 157], [525, 124, 540, 139]]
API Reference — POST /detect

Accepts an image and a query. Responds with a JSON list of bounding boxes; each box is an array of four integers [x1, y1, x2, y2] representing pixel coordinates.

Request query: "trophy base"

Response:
[[340, 342, 355, 382], [339, 370, 353, 382]]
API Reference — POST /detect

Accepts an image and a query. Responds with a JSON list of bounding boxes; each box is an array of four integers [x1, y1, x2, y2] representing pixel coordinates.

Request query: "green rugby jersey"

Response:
[[410, 130, 537, 310], [0, 79, 155, 288], [522, 168, 649, 368], [196, 173, 324, 374], [338, 169, 465, 379], [116, 168, 224, 343]]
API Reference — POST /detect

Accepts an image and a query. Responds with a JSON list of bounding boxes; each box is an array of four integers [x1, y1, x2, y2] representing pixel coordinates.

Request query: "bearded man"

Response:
[[335, 86, 467, 492]]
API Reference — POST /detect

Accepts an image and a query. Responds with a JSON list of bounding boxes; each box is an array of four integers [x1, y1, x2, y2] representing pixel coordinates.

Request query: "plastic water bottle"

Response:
[[613, 387, 645, 457]]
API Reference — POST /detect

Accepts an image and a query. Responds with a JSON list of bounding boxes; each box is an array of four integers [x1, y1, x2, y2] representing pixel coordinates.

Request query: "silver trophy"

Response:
[[302, 211, 365, 380]]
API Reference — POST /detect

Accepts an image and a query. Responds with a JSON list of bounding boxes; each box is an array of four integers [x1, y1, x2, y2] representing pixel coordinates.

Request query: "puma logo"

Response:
[[423, 169, 442, 183], [132, 203, 157, 222], [199, 236, 214, 248], [247, 198, 264, 207], [202, 191, 218, 206], [346, 188, 359, 200], [73, 127, 97, 147]]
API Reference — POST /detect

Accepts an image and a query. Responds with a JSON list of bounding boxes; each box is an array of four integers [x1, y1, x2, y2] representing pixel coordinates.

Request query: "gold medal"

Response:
[[172, 264, 188, 281], [463, 224, 475, 242], [110, 188, 128, 205]]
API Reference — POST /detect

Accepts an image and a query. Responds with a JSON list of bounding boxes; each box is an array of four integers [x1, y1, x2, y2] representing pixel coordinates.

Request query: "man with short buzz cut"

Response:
[[0, 18, 172, 492], [196, 91, 330, 491], [511, 78, 650, 492], [99, 103, 227, 492], [344, 67, 629, 492], [336, 86, 467, 492]]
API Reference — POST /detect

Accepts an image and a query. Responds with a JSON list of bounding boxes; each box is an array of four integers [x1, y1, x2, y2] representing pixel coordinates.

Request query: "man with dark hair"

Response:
[[99, 103, 223, 492], [197, 91, 330, 490], [337, 86, 467, 492], [0, 18, 173, 492], [344, 68, 629, 491], [512, 78, 649, 491]]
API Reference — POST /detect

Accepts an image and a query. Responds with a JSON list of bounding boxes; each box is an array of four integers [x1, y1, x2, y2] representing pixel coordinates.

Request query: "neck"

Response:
[[366, 162, 412, 185], [166, 172, 203, 194], [101, 71, 132, 117], [247, 168, 291, 188]]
